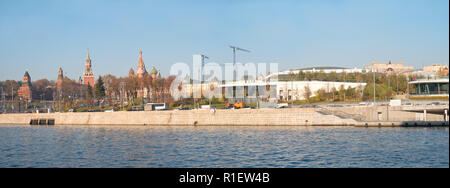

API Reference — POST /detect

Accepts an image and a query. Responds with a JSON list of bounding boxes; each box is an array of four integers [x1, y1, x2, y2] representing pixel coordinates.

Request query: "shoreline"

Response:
[[0, 108, 448, 127]]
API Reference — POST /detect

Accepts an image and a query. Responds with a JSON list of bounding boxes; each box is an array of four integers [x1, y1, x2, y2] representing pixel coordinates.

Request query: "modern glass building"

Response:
[[408, 76, 449, 98]]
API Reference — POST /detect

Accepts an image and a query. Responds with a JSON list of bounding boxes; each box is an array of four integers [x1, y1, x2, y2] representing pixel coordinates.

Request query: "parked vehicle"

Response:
[[225, 102, 246, 109], [277, 103, 290, 109], [200, 105, 216, 110], [175, 107, 191, 111], [145, 103, 168, 111]]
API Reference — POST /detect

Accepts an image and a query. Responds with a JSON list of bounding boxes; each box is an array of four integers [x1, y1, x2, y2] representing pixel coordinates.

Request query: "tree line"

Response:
[[0, 73, 176, 111]]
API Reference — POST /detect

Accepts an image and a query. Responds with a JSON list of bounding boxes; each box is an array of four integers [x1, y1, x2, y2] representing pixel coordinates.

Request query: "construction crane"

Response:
[[229, 45, 250, 66], [229, 45, 251, 103], [199, 54, 209, 92], [229, 45, 250, 80], [192, 54, 209, 109], [200, 54, 209, 72]]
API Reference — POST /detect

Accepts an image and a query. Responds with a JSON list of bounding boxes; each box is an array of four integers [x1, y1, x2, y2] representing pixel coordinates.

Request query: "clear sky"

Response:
[[0, 0, 448, 81]]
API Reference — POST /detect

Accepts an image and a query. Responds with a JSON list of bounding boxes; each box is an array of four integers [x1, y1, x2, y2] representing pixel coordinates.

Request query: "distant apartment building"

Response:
[[402, 64, 449, 78], [423, 64, 449, 75], [364, 60, 414, 74]]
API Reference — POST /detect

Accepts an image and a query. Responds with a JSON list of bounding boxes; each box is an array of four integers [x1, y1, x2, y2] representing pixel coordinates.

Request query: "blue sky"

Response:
[[0, 0, 448, 81]]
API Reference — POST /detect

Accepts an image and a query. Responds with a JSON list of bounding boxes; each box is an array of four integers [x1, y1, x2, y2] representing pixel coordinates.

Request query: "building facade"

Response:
[[178, 78, 366, 102], [423, 64, 449, 75], [364, 60, 414, 74], [408, 77, 449, 99]]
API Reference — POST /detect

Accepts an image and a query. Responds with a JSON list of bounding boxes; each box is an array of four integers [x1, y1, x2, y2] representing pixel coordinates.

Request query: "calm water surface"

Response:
[[0, 125, 448, 168]]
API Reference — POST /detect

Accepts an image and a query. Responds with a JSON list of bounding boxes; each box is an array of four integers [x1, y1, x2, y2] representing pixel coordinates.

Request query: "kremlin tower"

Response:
[[56, 67, 63, 89], [18, 71, 32, 101], [83, 49, 95, 88]]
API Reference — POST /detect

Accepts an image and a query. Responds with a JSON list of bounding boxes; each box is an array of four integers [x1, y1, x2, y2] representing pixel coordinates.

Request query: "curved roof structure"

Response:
[[294, 66, 349, 71]]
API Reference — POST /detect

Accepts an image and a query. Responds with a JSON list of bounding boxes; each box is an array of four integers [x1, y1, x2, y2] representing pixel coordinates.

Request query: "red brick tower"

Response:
[[18, 71, 32, 101], [83, 49, 95, 88], [56, 67, 63, 89]]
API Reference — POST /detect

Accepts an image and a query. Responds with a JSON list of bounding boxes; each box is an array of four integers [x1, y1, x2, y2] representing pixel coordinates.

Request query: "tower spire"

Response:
[[87, 48, 90, 60], [138, 49, 143, 66], [58, 67, 63, 78]]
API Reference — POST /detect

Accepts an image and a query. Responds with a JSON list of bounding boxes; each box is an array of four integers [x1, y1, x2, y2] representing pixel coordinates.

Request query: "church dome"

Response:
[[150, 66, 158, 75]]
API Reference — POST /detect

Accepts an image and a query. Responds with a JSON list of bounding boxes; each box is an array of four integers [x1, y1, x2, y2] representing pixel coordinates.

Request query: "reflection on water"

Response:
[[0, 125, 448, 168]]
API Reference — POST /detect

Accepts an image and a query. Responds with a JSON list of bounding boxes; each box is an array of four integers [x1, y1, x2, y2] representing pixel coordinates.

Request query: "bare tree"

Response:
[[303, 85, 312, 102]]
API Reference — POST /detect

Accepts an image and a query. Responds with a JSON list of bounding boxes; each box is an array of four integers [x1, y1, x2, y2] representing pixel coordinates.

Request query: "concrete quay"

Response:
[[0, 107, 448, 127], [0, 108, 316, 126]]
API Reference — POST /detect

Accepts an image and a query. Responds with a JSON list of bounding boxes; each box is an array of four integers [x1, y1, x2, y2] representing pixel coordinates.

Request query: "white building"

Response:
[[174, 65, 367, 102], [274, 81, 366, 101], [177, 79, 366, 101]]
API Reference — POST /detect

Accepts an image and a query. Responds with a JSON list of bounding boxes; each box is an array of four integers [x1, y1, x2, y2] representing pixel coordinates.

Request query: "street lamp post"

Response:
[[58, 89, 62, 112], [11, 88, 14, 112], [373, 69, 376, 106], [19, 97, 22, 113], [0, 87, 3, 113], [342, 70, 347, 103]]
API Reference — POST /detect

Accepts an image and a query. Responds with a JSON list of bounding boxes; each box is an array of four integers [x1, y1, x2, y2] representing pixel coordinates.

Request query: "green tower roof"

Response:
[[150, 66, 158, 75]]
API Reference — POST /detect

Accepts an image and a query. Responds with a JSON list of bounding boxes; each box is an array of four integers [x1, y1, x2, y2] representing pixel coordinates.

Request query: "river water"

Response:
[[0, 125, 448, 168]]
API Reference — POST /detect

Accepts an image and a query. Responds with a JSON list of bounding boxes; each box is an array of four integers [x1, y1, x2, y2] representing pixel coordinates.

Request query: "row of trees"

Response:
[[0, 79, 56, 101], [99, 74, 176, 104], [0, 73, 177, 111], [58, 74, 177, 110], [303, 83, 394, 103]]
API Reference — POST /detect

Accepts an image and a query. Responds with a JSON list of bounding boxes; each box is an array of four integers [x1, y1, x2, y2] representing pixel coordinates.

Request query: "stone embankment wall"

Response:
[[0, 108, 317, 126], [330, 106, 446, 122], [0, 107, 446, 126]]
